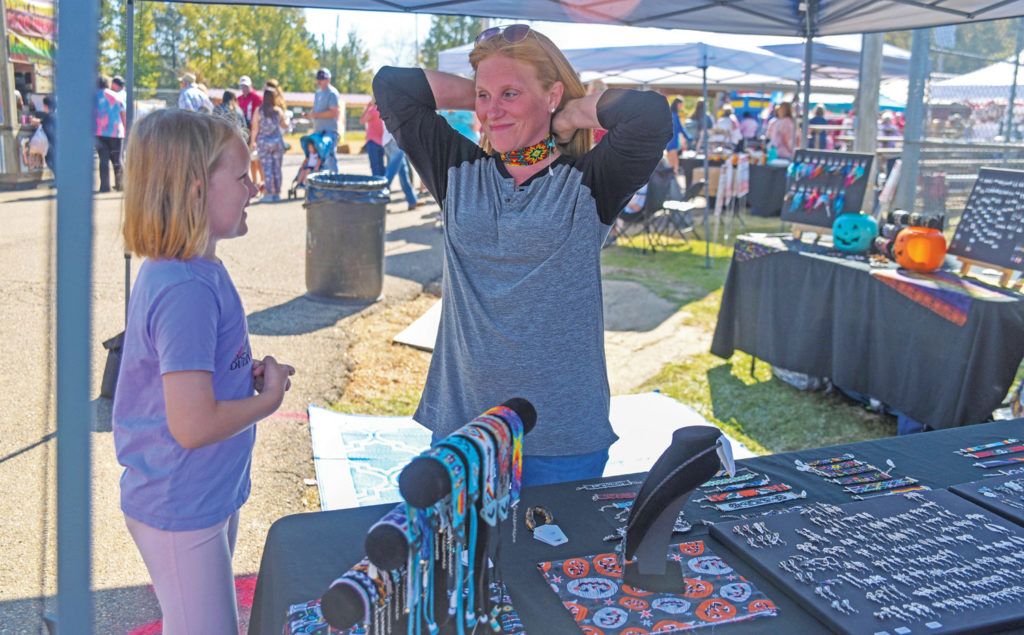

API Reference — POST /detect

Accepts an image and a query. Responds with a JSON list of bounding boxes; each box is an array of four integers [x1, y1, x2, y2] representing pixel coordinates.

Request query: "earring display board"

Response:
[[710, 490, 1024, 634], [780, 150, 874, 230], [949, 470, 1024, 527], [947, 167, 1024, 279]]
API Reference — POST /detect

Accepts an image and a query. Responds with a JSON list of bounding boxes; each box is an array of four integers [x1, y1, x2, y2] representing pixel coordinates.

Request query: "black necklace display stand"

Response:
[[621, 425, 733, 592], [320, 398, 537, 634]]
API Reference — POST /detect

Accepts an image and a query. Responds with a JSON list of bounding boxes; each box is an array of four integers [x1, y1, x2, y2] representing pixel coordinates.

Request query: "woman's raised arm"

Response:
[[422, 70, 476, 111]]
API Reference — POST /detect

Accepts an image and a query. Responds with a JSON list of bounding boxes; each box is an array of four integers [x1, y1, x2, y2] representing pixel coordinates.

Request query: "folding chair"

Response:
[[659, 180, 705, 243], [614, 162, 674, 253]]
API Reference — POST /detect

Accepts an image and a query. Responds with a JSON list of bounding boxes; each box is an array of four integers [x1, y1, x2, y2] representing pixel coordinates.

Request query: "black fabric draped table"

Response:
[[679, 155, 723, 189], [250, 419, 1024, 635], [747, 164, 787, 217], [711, 234, 1024, 430]]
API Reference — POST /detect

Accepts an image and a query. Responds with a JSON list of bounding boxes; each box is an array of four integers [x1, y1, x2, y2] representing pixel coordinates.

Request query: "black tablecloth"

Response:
[[680, 155, 722, 188], [250, 419, 1024, 635], [747, 164, 787, 217], [711, 235, 1024, 430]]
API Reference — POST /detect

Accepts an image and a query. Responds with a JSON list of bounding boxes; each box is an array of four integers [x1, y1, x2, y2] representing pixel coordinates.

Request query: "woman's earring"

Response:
[[550, 107, 556, 114]]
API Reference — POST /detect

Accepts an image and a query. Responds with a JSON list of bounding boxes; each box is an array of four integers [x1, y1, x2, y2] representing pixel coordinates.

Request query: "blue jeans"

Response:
[[429, 433, 609, 488], [384, 142, 417, 207], [521, 448, 610, 488], [365, 139, 385, 177]]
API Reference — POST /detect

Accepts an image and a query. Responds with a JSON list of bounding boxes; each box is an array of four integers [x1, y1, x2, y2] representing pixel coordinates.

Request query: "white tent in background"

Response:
[[931, 56, 1024, 102], [438, 41, 806, 84]]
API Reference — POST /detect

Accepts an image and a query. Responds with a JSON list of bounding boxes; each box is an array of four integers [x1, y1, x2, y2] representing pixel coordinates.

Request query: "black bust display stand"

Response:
[[622, 425, 731, 592]]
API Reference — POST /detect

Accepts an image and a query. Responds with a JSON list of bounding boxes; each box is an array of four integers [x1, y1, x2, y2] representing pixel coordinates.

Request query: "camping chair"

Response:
[[659, 180, 706, 243], [614, 161, 675, 253]]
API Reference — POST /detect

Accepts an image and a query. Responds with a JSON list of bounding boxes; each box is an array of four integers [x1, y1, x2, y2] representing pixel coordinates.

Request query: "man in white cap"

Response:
[[307, 68, 340, 171], [177, 71, 212, 113], [236, 75, 264, 188]]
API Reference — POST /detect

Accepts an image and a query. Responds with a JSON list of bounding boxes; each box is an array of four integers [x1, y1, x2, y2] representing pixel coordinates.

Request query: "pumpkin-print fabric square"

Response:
[[537, 541, 777, 633]]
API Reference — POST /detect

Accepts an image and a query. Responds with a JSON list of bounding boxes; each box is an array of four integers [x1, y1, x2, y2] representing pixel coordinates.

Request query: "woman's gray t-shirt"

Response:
[[375, 67, 671, 456]]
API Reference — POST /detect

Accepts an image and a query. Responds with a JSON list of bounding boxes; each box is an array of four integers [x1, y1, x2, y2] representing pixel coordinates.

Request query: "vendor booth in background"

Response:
[[0, 0, 54, 188]]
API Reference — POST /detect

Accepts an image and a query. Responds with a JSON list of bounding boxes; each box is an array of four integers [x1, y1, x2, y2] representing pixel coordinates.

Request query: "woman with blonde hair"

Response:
[[374, 24, 671, 486]]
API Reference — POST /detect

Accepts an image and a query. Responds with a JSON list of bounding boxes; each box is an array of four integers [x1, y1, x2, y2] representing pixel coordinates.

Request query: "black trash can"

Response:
[[304, 173, 389, 302]]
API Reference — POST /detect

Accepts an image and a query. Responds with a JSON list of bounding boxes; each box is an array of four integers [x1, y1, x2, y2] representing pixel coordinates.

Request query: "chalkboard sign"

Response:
[[779, 149, 874, 229], [948, 167, 1024, 271]]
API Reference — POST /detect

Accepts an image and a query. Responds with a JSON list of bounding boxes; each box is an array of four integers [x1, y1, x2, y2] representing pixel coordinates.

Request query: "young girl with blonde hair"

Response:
[[114, 108, 295, 633]]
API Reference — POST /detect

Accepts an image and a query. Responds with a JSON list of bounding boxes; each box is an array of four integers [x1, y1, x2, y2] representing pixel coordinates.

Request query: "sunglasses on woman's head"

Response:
[[475, 24, 532, 45]]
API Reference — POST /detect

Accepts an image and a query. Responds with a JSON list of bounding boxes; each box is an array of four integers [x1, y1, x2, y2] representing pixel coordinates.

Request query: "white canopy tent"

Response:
[[438, 41, 805, 81], [55, 1, 1024, 632], [932, 54, 1024, 101], [438, 40, 868, 93]]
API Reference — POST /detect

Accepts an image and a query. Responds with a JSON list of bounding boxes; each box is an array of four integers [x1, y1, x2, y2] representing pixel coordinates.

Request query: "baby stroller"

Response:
[[288, 131, 333, 199]]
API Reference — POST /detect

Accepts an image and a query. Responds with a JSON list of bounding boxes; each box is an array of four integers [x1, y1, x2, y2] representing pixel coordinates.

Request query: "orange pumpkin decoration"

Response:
[[621, 584, 654, 597], [621, 629, 650, 635], [563, 601, 589, 622], [748, 598, 777, 613], [562, 558, 590, 578], [652, 620, 690, 632], [679, 541, 705, 556], [695, 598, 738, 622], [593, 553, 623, 578], [581, 626, 605, 635], [893, 226, 946, 272], [683, 577, 714, 599], [619, 596, 650, 611]]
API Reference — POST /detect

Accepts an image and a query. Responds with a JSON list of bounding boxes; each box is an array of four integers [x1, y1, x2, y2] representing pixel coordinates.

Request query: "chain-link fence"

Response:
[[903, 19, 1024, 221]]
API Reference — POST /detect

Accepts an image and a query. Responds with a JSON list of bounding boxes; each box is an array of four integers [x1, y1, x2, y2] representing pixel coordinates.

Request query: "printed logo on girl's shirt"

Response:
[[230, 340, 252, 371]]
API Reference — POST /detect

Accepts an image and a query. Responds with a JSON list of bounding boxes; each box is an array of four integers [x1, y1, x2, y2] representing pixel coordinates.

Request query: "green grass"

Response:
[[637, 351, 894, 456], [602, 222, 899, 456], [332, 388, 424, 417], [328, 209, 1022, 449]]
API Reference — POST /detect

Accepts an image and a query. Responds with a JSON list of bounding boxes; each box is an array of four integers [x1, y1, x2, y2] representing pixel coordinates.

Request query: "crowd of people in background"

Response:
[[80, 63, 1011, 204]]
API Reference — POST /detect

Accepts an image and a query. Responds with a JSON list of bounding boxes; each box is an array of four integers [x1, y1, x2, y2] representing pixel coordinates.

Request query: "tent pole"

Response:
[[896, 28, 931, 213], [801, 0, 815, 146], [125, 0, 135, 325], [126, 0, 135, 132], [702, 57, 710, 269], [56, 0, 98, 631], [1004, 17, 1024, 143]]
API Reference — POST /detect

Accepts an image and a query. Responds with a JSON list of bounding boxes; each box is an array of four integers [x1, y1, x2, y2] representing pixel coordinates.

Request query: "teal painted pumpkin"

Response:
[[832, 213, 878, 253]]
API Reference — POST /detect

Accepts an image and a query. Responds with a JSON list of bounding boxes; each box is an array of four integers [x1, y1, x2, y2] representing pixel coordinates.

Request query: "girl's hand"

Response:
[[253, 356, 295, 396]]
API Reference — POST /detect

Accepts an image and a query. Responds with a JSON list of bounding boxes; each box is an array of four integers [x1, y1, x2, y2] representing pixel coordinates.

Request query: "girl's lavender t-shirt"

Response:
[[112, 257, 256, 531]]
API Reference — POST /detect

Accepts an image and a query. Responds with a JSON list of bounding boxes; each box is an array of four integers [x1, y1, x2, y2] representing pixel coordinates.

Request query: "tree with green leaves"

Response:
[[420, 15, 484, 70], [97, 2, 318, 92], [331, 29, 373, 93], [886, 18, 1023, 76]]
